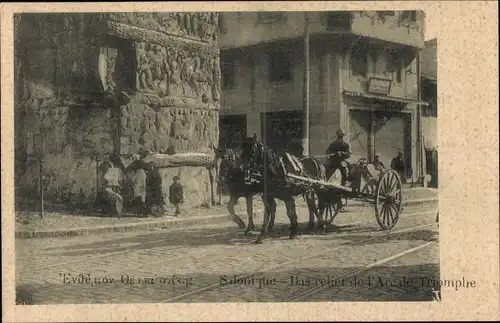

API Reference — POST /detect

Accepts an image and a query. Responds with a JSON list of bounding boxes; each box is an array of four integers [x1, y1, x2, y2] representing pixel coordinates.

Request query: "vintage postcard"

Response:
[[2, 1, 498, 322]]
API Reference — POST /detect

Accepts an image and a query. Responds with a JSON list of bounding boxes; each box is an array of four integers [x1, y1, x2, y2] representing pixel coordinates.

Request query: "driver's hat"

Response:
[[336, 129, 345, 136]]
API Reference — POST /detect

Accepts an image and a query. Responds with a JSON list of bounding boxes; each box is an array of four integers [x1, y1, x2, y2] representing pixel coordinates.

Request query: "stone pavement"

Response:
[[15, 203, 439, 304], [15, 187, 438, 239]]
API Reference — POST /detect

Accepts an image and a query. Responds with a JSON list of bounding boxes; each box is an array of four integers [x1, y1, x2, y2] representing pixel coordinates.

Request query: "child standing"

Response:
[[169, 175, 184, 216]]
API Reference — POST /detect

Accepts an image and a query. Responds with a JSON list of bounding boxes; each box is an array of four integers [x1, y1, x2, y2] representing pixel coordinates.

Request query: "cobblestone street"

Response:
[[16, 201, 439, 304]]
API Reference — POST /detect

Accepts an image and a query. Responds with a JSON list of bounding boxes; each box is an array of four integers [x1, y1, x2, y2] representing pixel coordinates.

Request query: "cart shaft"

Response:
[[285, 173, 353, 193]]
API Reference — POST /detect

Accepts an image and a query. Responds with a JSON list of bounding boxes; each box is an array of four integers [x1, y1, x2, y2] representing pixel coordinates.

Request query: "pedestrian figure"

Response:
[[391, 151, 406, 184], [169, 175, 184, 216], [125, 149, 153, 216], [100, 154, 125, 216], [372, 154, 385, 172]]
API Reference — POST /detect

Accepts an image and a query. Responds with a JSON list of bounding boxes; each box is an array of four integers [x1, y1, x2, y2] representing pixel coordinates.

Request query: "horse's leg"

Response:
[[244, 195, 255, 235], [216, 180, 221, 205], [315, 191, 327, 234], [209, 168, 215, 206], [267, 198, 277, 233], [255, 196, 272, 244], [305, 191, 316, 232], [218, 180, 224, 205], [284, 198, 299, 240], [227, 195, 246, 229]]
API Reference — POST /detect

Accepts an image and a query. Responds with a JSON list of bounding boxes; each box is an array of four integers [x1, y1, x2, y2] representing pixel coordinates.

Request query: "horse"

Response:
[[239, 134, 329, 244], [213, 146, 268, 235]]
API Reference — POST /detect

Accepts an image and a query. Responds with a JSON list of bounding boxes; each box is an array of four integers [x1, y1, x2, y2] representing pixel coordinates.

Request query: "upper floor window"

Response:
[[377, 11, 395, 22], [401, 10, 417, 22], [395, 62, 402, 83], [258, 12, 285, 24], [351, 45, 368, 77], [326, 12, 352, 30], [221, 53, 236, 89], [378, 11, 395, 16], [269, 49, 293, 83], [389, 51, 403, 83]]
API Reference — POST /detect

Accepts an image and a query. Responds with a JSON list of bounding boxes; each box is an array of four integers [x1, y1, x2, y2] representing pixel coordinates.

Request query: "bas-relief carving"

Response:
[[211, 58, 221, 101], [119, 104, 219, 155], [134, 41, 220, 103], [106, 13, 221, 157], [107, 12, 219, 42], [15, 14, 221, 209]]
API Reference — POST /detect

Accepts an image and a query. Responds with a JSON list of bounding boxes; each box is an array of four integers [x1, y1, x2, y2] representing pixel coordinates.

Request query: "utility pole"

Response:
[[302, 12, 310, 157], [418, 51, 427, 187], [38, 132, 44, 219]]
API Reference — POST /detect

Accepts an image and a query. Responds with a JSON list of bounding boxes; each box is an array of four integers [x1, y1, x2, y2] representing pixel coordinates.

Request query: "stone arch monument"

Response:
[[14, 13, 220, 214]]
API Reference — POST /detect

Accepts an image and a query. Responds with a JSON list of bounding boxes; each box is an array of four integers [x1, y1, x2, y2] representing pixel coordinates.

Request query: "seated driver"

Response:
[[326, 129, 352, 185]]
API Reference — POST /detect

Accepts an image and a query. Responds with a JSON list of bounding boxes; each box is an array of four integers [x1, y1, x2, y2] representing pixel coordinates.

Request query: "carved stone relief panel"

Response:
[[119, 104, 219, 155], [106, 12, 219, 42], [134, 41, 220, 103], [135, 42, 169, 95]]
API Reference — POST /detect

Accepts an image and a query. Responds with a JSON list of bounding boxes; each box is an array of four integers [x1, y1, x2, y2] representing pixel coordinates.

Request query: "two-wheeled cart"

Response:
[[286, 168, 403, 230]]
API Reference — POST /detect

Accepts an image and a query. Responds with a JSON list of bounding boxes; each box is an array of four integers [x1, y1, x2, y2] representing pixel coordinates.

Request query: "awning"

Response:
[[422, 74, 437, 84], [343, 91, 429, 106]]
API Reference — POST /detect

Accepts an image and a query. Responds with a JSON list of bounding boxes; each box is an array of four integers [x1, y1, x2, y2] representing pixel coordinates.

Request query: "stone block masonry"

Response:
[[15, 13, 221, 212]]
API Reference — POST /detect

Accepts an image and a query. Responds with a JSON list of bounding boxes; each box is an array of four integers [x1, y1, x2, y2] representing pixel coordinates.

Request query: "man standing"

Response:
[[372, 154, 385, 171], [391, 151, 406, 183], [126, 148, 156, 216], [326, 129, 351, 185], [169, 175, 184, 216]]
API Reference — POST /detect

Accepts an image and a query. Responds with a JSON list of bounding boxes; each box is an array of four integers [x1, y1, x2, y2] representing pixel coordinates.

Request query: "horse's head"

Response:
[[212, 145, 240, 181], [240, 133, 265, 173]]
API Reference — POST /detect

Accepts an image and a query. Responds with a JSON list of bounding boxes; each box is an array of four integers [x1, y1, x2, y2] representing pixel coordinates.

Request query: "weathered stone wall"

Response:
[[103, 13, 221, 211], [15, 14, 112, 204], [158, 166, 212, 212], [102, 12, 221, 155], [15, 13, 220, 211]]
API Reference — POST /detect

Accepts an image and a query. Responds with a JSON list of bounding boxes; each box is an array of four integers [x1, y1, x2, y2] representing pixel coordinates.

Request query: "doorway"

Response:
[[261, 111, 303, 156], [349, 108, 412, 176], [219, 114, 247, 149]]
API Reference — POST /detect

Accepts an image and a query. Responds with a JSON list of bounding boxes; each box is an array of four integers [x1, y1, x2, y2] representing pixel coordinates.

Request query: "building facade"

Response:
[[421, 38, 438, 187], [421, 38, 437, 150], [219, 11, 428, 182]]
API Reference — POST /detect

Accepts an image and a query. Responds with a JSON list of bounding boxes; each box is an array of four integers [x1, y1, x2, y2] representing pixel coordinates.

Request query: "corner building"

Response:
[[219, 11, 428, 182]]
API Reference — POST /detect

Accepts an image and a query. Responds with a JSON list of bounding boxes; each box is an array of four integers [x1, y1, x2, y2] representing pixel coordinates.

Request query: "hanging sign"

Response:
[[368, 77, 392, 95]]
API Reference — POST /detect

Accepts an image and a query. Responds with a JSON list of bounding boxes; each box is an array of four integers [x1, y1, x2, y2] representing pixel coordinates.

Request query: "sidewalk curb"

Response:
[[15, 212, 234, 240], [15, 197, 438, 240]]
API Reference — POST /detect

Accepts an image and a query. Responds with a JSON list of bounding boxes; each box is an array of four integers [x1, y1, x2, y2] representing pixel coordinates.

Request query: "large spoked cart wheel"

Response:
[[312, 190, 342, 226], [374, 170, 403, 230]]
